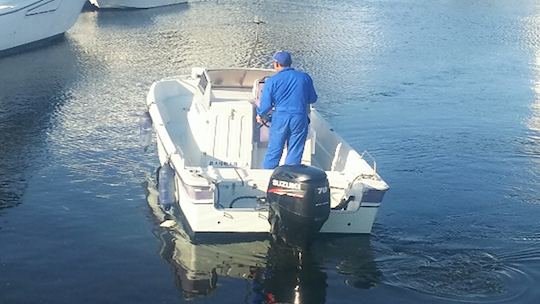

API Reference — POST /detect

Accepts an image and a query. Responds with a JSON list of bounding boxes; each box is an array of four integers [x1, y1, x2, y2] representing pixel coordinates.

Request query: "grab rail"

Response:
[[361, 150, 377, 175]]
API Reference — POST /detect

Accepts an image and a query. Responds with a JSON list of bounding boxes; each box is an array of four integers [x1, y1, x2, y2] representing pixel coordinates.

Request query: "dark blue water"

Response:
[[1, 1, 540, 303]]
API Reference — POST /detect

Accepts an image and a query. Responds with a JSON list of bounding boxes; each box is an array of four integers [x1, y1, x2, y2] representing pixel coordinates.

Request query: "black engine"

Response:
[[267, 165, 331, 248]]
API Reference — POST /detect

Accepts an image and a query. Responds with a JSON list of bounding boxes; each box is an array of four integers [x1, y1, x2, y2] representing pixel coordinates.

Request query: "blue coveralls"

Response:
[[257, 67, 318, 169]]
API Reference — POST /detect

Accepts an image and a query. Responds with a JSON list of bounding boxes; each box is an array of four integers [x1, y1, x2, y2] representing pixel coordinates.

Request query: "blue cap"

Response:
[[272, 51, 292, 66]]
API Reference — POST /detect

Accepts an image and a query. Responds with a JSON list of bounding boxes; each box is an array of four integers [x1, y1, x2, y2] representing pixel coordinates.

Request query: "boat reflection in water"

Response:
[[256, 243, 328, 304], [145, 178, 381, 302], [0, 38, 80, 211]]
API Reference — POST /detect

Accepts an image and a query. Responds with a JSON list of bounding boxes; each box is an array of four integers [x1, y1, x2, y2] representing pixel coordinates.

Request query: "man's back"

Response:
[[260, 67, 317, 115]]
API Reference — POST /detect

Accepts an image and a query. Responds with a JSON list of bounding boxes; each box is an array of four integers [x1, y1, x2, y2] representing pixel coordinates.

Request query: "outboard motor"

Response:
[[267, 165, 330, 248]]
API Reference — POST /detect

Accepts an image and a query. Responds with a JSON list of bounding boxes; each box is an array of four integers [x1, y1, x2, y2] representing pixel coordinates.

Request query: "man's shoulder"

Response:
[[272, 68, 312, 82], [285, 69, 312, 79], [291, 69, 311, 78], [293, 71, 313, 84]]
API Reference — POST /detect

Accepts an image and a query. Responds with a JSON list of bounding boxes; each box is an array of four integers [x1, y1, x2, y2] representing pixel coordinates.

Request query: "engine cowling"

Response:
[[267, 165, 330, 248]]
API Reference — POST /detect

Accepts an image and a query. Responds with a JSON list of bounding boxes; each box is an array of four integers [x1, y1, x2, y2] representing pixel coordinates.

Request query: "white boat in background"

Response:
[[146, 68, 389, 245], [89, 0, 187, 9], [0, 0, 86, 52]]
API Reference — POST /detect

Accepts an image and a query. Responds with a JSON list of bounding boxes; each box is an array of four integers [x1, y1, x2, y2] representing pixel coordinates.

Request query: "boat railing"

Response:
[[360, 150, 377, 176]]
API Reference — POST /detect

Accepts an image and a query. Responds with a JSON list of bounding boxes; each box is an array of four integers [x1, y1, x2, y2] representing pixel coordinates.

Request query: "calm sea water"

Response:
[[1, 0, 540, 303]]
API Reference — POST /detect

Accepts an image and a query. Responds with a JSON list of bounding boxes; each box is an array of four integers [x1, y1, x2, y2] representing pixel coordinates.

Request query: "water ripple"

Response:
[[376, 243, 534, 303]]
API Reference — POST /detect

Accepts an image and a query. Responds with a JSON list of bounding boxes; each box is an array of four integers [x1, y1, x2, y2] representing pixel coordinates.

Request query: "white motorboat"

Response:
[[89, 0, 187, 9], [0, 0, 86, 52], [146, 68, 389, 243]]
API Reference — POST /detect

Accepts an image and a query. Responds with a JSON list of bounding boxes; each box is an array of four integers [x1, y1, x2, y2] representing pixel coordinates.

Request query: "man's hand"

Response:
[[256, 114, 262, 124]]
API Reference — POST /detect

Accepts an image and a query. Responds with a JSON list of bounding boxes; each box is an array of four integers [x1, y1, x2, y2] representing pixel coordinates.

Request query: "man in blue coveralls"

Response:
[[256, 51, 318, 169]]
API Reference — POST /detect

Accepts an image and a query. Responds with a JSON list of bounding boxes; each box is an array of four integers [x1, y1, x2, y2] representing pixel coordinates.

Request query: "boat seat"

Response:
[[205, 100, 254, 168]]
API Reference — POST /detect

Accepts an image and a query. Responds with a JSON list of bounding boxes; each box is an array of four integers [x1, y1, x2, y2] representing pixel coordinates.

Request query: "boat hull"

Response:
[[0, 0, 86, 52], [89, 0, 187, 9]]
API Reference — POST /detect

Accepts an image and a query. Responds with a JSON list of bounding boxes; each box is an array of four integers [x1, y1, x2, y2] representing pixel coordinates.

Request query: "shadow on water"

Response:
[[0, 39, 81, 212], [144, 177, 381, 303], [93, 3, 190, 29]]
